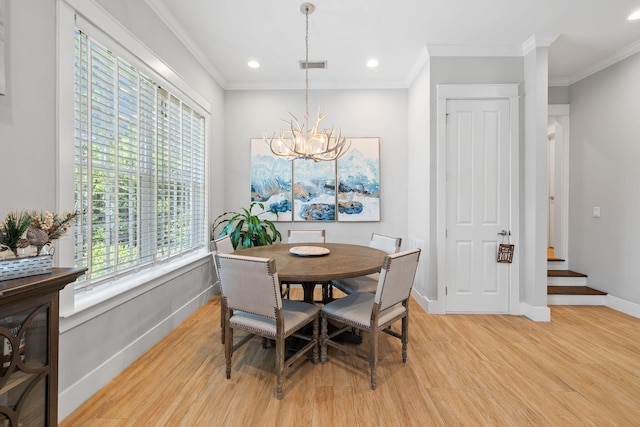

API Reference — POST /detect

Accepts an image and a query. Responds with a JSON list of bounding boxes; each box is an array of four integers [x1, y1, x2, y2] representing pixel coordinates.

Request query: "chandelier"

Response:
[[264, 3, 350, 162]]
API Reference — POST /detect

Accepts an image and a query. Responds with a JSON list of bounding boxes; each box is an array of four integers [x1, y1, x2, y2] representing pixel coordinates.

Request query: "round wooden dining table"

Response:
[[233, 243, 387, 304]]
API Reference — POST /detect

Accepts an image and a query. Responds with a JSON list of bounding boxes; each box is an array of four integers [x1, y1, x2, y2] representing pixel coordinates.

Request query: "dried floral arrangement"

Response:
[[0, 210, 80, 259]]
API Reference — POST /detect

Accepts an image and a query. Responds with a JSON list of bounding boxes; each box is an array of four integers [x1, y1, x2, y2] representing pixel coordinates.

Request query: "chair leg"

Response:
[[312, 316, 319, 364], [370, 328, 378, 390], [275, 333, 285, 400], [321, 282, 333, 303], [225, 319, 233, 380], [320, 317, 328, 363], [280, 281, 291, 299], [220, 297, 227, 344], [402, 316, 408, 363], [280, 283, 290, 299]]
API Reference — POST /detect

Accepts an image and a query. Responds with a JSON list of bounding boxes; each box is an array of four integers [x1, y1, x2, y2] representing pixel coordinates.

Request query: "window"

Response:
[[73, 30, 206, 287]]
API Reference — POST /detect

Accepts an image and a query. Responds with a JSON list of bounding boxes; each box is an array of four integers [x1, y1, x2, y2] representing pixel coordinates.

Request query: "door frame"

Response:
[[548, 104, 570, 269], [436, 84, 520, 314]]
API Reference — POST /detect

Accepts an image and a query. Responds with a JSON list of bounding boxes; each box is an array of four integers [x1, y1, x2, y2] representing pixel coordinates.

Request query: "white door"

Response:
[[445, 99, 511, 313]]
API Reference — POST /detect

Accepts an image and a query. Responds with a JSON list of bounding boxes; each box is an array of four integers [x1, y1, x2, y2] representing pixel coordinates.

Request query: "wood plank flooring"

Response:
[[62, 290, 640, 426]]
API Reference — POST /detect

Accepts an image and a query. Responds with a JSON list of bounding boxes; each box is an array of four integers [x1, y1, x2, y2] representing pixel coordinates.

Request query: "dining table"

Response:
[[233, 242, 388, 304]]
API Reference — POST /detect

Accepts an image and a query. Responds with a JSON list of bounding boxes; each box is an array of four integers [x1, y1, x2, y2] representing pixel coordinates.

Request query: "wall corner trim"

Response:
[[520, 302, 551, 322]]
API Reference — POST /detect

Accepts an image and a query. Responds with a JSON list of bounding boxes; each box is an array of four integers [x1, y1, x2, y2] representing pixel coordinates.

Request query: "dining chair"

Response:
[[320, 248, 420, 390], [287, 229, 326, 244], [331, 233, 402, 296], [283, 229, 331, 302], [216, 252, 319, 399], [211, 235, 235, 344]]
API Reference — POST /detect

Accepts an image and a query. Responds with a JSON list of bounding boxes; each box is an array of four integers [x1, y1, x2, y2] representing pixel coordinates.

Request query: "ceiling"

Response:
[[148, 0, 640, 90]]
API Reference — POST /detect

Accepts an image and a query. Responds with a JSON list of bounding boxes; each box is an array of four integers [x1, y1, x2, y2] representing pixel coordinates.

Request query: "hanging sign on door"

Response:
[[497, 232, 514, 263]]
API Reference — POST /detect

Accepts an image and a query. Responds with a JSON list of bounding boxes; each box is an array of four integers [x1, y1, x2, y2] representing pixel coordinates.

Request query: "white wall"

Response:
[[549, 86, 569, 104], [522, 46, 551, 318], [427, 57, 539, 315], [223, 89, 409, 246], [569, 52, 640, 305], [0, 0, 225, 421], [407, 60, 433, 300], [0, 0, 58, 212]]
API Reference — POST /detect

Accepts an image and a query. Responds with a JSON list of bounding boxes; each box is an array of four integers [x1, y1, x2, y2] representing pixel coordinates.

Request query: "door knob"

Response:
[[497, 230, 509, 236]]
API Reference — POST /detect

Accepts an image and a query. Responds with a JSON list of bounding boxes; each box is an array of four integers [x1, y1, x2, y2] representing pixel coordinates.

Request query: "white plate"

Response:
[[289, 246, 330, 257]]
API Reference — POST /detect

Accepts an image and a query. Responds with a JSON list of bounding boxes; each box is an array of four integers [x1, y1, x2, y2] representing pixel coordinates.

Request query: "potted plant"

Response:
[[0, 210, 81, 259], [211, 202, 282, 249]]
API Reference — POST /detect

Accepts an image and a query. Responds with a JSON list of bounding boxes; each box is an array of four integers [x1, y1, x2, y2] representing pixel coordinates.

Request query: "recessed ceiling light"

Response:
[[248, 60, 260, 68], [366, 59, 379, 68], [628, 10, 640, 20]]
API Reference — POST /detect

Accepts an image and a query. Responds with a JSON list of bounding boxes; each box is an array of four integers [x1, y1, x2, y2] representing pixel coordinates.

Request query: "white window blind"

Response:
[[73, 29, 206, 288]]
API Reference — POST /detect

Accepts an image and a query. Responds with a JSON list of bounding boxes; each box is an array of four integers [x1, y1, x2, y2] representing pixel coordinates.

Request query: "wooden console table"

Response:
[[0, 268, 86, 427]]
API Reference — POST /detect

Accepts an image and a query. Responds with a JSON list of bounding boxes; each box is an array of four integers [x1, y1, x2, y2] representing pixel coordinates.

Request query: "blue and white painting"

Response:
[[293, 158, 336, 221], [250, 139, 293, 221], [337, 137, 380, 222]]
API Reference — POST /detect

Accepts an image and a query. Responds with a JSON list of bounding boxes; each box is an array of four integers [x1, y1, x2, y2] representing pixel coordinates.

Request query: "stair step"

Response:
[[547, 285, 607, 306], [547, 270, 587, 278], [547, 270, 588, 287], [547, 286, 606, 295], [547, 257, 565, 262]]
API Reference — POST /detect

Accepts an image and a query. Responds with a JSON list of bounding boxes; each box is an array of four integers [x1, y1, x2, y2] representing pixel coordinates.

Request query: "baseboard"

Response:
[[212, 279, 221, 295], [58, 286, 213, 422], [605, 294, 640, 319], [391, 287, 638, 320], [412, 290, 549, 319], [411, 289, 445, 314], [520, 302, 551, 321]]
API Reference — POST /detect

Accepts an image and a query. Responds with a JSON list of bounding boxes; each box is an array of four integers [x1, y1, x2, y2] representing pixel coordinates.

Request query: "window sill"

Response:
[[59, 251, 212, 333]]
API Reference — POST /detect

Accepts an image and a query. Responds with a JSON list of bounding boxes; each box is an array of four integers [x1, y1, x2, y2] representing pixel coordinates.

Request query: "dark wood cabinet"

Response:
[[0, 268, 86, 427]]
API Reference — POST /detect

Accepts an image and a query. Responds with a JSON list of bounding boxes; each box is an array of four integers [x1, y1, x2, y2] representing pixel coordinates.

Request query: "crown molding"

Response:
[[145, 0, 227, 88], [224, 79, 409, 91], [426, 43, 522, 58], [521, 34, 560, 55], [548, 77, 570, 87], [404, 45, 431, 87], [568, 39, 640, 86], [425, 35, 559, 59]]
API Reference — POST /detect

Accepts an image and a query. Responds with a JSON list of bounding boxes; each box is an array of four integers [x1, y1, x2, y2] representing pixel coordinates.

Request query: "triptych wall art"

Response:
[[250, 137, 380, 222]]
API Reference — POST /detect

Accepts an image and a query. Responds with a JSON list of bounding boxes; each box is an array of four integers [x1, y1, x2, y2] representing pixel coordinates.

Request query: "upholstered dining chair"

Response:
[[320, 248, 421, 390], [211, 235, 235, 344], [216, 252, 319, 399], [283, 229, 331, 302], [331, 233, 402, 296], [287, 229, 326, 244]]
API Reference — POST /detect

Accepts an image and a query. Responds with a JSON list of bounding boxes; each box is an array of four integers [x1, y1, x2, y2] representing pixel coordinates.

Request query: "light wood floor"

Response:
[[62, 290, 640, 426]]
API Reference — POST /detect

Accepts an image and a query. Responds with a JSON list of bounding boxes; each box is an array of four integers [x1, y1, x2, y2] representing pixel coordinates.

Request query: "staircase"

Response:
[[547, 252, 607, 305]]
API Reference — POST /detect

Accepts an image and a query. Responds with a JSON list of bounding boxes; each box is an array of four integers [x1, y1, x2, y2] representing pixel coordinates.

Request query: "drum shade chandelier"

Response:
[[264, 3, 349, 162]]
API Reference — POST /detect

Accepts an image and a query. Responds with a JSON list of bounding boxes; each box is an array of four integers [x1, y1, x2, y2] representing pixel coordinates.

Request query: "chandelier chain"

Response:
[[264, 2, 350, 162], [304, 5, 309, 131]]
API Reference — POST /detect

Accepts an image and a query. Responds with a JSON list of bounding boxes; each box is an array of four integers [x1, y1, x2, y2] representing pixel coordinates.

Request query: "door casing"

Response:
[[436, 84, 520, 314], [548, 104, 570, 270]]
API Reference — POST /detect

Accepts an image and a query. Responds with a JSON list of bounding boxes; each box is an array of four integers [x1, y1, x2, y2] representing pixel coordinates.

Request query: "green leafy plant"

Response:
[[0, 211, 33, 256], [211, 202, 282, 249]]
